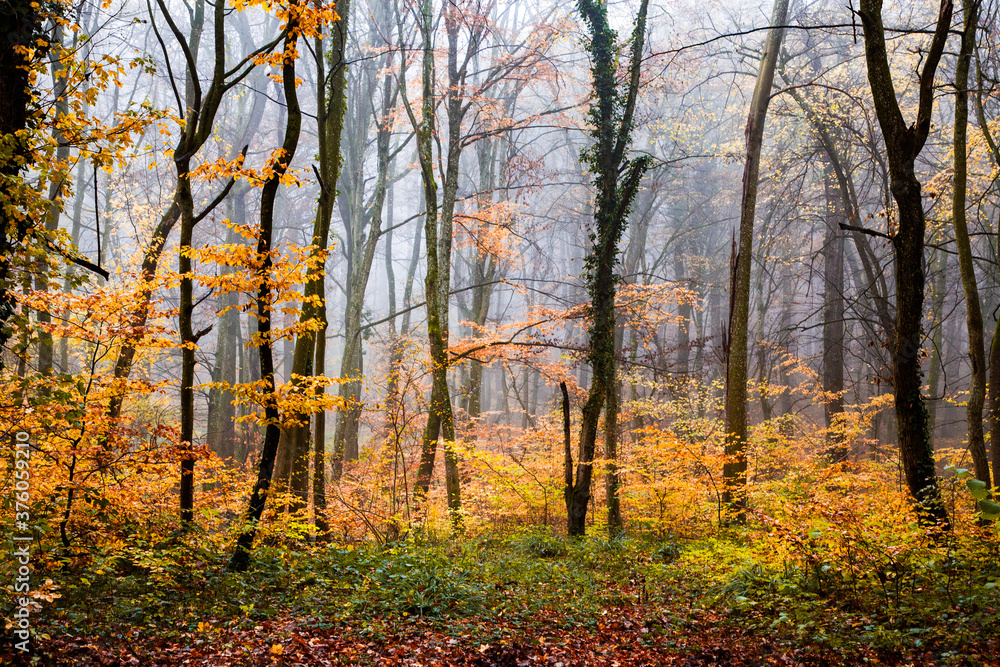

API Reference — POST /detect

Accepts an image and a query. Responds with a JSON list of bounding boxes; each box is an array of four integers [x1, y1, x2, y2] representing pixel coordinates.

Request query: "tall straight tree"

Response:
[[177, 0, 214, 527], [401, 0, 464, 524], [978, 27, 1000, 486], [564, 0, 650, 537], [952, 0, 991, 489], [332, 0, 399, 471], [36, 22, 73, 382], [206, 49, 269, 462], [722, 0, 789, 523], [230, 0, 305, 571], [400, 0, 556, 524], [272, 0, 351, 521], [822, 158, 846, 461], [857, 0, 952, 526]]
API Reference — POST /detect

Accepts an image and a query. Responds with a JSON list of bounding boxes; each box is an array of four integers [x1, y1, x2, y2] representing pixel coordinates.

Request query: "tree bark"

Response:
[[275, 0, 351, 518], [567, 0, 650, 537], [406, 0, 472, 527], [822, 159, 846, 462], [333, 6, 395, 473], [462, 133, 502, 434], [675, 246, 691, 375], [952, 0, 991, 488], [178, 0, 209, 527], [858, 0, 952, 528], [723, 0, 788, 523], [0, 0, 37, 362], [207, 206, 243, 461], [974, 35, 1000, 486], [229, 10, 303, 570], [36, 22, 72, 382], [926, 250, 947, 441]]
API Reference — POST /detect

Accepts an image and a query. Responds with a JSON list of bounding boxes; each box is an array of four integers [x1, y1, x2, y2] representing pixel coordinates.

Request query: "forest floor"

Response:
[[2, 530, 998, 666]]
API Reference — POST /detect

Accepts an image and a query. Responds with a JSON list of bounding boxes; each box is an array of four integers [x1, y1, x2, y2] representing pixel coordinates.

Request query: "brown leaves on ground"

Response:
[[3, 607, 996, 667]]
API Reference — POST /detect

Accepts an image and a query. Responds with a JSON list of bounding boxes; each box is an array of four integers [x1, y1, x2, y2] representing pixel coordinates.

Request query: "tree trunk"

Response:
[[178, 0, 208, 527], [975, 34, 1000, 486], [334, 3, 395, 469], [207, 191, 250, 461], [926, 250, 947, 441], [177, 153, 197, 526], [605, 322, 624, 536], [36, 22, 72, 382], [408, 0, 467, 526], [276, 0, 352, 518], [462, 134, 502, 435], [567, 0, 650, 537], [952, 0, 990, 488], [675, 246, 691, 375], [0, 0, 37, 361], [822, 159, 846, 461], [59, 160, 91, 373], [229, 11, 303, 570], [723, 0, 788, 523], [858, 0, 952, 528]]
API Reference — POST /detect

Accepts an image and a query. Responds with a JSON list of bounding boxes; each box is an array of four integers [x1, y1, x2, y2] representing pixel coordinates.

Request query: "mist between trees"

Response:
[[3, 0, 1000, 661]]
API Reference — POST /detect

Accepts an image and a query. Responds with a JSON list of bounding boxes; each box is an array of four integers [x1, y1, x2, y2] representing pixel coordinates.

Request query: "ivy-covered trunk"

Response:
[[565, 0, 650, 538]]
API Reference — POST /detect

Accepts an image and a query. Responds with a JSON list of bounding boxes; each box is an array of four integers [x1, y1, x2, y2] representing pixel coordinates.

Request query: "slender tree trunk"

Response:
[[229, 11, 303, 570], [605, 322, 623, 535], [952, 0, 990, 488], [59, 160, 91, 373], [561, 381, 573, 520], [36, 23, 71, 381], [723, 0, 788, 523], [277, 0, 351, 517], [333, 46, 395, 466], [408, 0, 463, 526], [926, 250, 947, 441], [778, 262, 794, 435], [207, 193, 249, 461], [823, 159, 846, 461], [675, 246, 691, 375], [975, 37, 1000, 486], [705, 282, 720, 397], [178, 154, 197, 526], [463, 135, 501, 435], [177, 0, 208, 527], [313, 316, 329, 532], [756, 275, 773, 423]]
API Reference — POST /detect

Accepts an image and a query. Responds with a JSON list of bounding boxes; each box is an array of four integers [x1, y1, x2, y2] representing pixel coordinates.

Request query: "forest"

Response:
[[2, 0, 1000, 662]]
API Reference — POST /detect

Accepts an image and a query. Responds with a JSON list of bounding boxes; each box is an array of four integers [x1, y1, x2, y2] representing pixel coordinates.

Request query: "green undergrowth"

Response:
[[22, 525, 1000, 659]]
